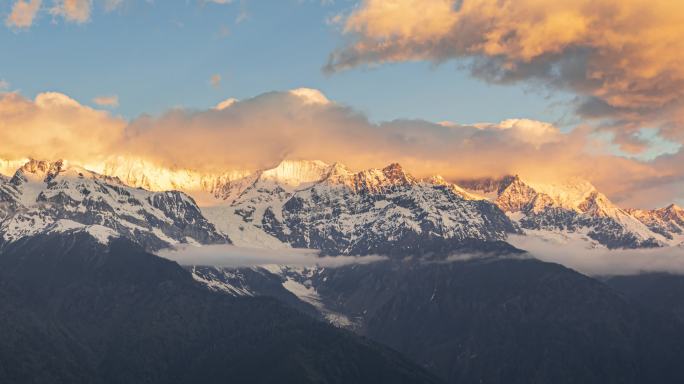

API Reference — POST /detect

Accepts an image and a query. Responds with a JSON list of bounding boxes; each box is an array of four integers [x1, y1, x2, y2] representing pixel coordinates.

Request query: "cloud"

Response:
[[50, 0, 91, 24], [119, 89, 673, 206], [473, 119, 562, 148], [158, 244, 387, 268], [0, 91, 125, 163], [288, 88, 330, 105], [92, 95, 119, 107], [6, 0, 42, 28], [326, 0, 684, 152], [1, 88, 682, 208], [214, 97, 237, 110], [104, 0, 123, 12], [0, 80, 9, 90], [210, 74, 222, 88], [509, 234, 684, 276]]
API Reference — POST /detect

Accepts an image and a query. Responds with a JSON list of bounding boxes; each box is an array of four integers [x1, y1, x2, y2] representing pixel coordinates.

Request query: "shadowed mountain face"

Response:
[[0, 233, 440, 384], [308, 259, 684, 384], [196, 258, 684, 384], [606, 273, 684, 324]]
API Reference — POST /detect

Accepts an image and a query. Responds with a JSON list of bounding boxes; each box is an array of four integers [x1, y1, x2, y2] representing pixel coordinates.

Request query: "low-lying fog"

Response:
[[158, 244, 386, 268], [159, 237, 684, 277], [509, 235, 684, 276]]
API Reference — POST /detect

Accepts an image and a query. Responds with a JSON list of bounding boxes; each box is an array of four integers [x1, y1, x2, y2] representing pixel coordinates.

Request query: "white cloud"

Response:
[[509, 235, 684, 276], [475, 119, 562, 148], [158, 244, 387, 268], [288, 88, 330, 105], [214, 97, 238, 110]]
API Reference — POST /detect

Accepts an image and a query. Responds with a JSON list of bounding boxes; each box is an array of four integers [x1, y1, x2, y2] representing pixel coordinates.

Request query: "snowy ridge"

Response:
[[4, 157, 681, 254], [89, 156, 254, 205], [204, 161, 518, 256], [0, 159, 228, 250], [260, 160, 331, 187], [190, 264, 356, 328], [629, 204, 684, 245], [460, 175, 666, 249], [46, 219, 120, 245], [190, 266, 255, 296]]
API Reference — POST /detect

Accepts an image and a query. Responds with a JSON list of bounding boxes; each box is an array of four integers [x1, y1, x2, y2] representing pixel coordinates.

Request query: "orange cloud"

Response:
[[118, 89, 674, 207], [50, 0, 91, 24], [0, 89, 680, 208], [0, 92, 125, 163], [93, 95, 119, 107], [327, 0, 684, 150], [210, 74, 222, 88], [6, 0, 42, 28]]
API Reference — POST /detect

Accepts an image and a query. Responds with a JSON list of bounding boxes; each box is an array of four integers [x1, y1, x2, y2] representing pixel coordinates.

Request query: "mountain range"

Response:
[[192, 259, 684, 384], [3, 157, 678, 253], [2, 157, 684, 383], [0, 231, 437, 384], [0, 159, 227, 251]]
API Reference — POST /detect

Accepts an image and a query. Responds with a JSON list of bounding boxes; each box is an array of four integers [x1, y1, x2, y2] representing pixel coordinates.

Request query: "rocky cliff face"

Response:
[[460, 175, 666, 249], [207, 161, 519, 257], [0, 159, 228, 251]]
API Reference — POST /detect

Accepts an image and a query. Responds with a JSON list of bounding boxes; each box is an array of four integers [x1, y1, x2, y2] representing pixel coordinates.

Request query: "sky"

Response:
[[1, 0, 684, 208], [0, 0, 570, 123]]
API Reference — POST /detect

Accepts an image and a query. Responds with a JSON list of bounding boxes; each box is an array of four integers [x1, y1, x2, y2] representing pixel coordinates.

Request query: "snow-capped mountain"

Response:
[[3, 157, 679, 254], [0, 160, 228, 250], [202, 160, 519, 256], [92, 156, 254, 204], [629, 204, 684, 245], [460, 175, 665, 248]]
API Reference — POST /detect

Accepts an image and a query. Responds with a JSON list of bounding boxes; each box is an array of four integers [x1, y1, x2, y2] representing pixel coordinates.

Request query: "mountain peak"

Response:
[[382, 162, 403, 173], [665, 203, 684, 213], [260, 160, 331, 187], [382, 163, 416, 184], [11, 159, 65, 185], [427, 175, 448, 186], [659, 204, 684, 221]]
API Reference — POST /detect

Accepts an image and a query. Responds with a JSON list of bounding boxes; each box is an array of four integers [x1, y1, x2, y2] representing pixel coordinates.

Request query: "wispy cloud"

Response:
[[5, 0, 42, 28], [158, 244, 387, 268], [214, 97, 237, 110], [509, 235, 684, 276], [92, 95, 119, 108], [50, 0, 92, 24], [104, 0, 123, 12], [210, 74, 222, 88]]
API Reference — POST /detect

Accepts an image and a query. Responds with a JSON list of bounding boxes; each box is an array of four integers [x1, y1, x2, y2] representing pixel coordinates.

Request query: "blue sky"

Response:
[[0, 0, 570, 125]]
